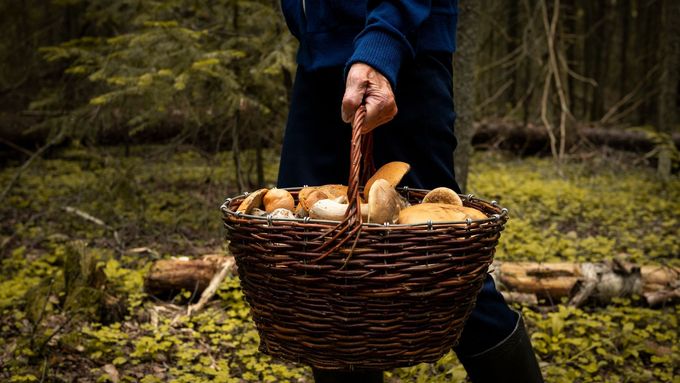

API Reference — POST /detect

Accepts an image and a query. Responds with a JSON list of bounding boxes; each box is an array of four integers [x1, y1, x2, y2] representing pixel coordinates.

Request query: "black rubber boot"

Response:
[[312, 368, 384, 383], [457, 316, 544, 383]]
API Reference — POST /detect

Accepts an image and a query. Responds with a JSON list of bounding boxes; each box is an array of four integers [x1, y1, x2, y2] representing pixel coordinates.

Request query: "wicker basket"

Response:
[[220, 107, 509, 370]]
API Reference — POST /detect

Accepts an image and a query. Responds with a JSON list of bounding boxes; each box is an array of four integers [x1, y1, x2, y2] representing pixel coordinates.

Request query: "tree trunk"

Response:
[[452, 0, 479, 193], [656, 0, 680, 179]]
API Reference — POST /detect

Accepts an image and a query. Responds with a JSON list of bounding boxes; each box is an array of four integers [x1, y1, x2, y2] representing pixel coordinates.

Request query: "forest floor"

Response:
[[0, 145, 678, 382]]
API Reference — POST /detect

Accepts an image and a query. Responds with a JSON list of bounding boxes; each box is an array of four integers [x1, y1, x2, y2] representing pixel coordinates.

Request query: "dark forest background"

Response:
[[1, 0, 678, 190]]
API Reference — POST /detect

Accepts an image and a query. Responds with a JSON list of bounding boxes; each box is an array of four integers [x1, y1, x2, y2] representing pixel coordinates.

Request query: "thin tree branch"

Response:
[[0, 130, 65, 203]]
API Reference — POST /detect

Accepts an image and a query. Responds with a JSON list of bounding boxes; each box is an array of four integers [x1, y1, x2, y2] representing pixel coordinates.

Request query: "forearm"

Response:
[[346, 0, 433, 90]]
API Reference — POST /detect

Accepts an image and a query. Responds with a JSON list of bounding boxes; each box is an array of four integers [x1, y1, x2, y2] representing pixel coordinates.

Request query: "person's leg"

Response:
[[277, 65, 384, 383]]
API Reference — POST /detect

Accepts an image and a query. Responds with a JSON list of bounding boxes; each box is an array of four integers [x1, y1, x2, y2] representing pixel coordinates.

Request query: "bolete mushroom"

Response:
[[422, 187, 463, 206], [263, 188, 295, 212], [308, 179, 403, 223], [364, 161, 410, 200], [451, 205, 488, 220], [268, 207, 296, 219], [236, 188, 268, 214], [367, 178, 402, 224], [308, 199, 369, 221], [397, 203, 467, 225], [296, 184, 349, 217]]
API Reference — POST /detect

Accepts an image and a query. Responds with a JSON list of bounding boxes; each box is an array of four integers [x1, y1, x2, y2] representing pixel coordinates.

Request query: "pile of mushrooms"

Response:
[[235, 161, 488, 225]]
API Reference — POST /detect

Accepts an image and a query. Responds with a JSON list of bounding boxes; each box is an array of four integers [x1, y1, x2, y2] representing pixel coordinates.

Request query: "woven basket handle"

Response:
[[313, 105, 374, 260]]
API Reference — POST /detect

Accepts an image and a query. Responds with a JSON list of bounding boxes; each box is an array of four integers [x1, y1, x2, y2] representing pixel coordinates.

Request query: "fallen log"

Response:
[[473, 120, 680, 155], [491, 260, 679, 307], [144, 255, 234, 300], [144, 256, 678, 308]]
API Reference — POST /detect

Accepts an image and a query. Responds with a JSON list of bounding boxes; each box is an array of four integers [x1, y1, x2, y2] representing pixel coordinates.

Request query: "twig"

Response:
[[39, 357, 48, 383], [187, 257, 236, 315], [62, 205, 124, 252], [540, 66, 558, 159], [0, 130, 64, 203], [541, 0, 571, 162], [37, 314, 74, 355], [63, 206, 108, 227], [600, 65, 660, 124], [0, 138, 34, 157], [475, 79, 514, 114]]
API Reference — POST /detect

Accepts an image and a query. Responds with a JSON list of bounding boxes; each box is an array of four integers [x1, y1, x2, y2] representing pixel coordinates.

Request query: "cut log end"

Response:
[[144, 255, 233, 300]]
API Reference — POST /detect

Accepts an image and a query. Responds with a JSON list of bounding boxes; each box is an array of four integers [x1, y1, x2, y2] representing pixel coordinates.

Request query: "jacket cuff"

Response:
[[345, 29, 407, 90]]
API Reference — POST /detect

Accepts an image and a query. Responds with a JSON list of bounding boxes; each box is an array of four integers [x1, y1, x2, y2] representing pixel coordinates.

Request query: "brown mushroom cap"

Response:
[[397, 203, 467, 225], [236, 188, 269, 214], [367, 179, 402, 224], [451, 205, 488, 220], [297, 184, 348, 214], [263, 188, 295, 212], [422, 187, 463, 206], [364, 162, 410, 200]]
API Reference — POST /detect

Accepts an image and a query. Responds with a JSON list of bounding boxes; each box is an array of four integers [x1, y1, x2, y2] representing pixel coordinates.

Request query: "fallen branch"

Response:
[[187, 257, 236, 315], [63, 206, 108, 227]]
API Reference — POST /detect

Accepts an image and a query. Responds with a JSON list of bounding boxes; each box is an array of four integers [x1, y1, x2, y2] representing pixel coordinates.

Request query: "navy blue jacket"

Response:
[[281, 0, 458, 89]]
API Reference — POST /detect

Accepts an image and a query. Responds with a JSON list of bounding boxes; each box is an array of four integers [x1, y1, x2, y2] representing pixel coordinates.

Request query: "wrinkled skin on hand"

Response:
[[341, 63, 398, 134]]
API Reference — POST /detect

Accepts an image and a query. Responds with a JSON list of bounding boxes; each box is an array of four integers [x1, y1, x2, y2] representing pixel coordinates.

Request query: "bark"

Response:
[[452, 0, 478, 193], [144, 255, 234, 300], [491, 261, 679, 307], [656, 0, 680, 179]]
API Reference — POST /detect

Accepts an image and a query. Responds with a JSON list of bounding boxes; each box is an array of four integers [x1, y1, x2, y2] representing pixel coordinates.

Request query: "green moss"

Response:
[[0, 146, 677, 382], [469, 152, 680, 265]]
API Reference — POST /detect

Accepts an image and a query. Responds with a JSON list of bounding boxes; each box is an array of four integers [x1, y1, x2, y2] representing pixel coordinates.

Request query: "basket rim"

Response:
[[220, 186, 508, 228]]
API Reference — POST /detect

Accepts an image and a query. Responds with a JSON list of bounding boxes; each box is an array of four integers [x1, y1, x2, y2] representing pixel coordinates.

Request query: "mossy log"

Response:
[[144, 255, 234, 299], [491, 261, 679, 306]]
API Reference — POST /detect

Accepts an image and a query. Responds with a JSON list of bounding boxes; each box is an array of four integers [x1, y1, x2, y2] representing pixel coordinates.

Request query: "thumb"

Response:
[[341, 83, 365, 123]]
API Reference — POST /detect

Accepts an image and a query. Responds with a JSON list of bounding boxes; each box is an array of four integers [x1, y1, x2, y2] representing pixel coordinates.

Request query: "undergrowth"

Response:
[[0, 146, 677, 382]]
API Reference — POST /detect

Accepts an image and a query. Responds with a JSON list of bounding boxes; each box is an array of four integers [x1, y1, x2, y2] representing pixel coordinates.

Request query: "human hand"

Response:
[[341, 63, 397, 134]]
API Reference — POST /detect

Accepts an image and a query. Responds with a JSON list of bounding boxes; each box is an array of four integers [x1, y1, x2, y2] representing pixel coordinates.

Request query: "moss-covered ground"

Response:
[[0, 146, 678, 382]]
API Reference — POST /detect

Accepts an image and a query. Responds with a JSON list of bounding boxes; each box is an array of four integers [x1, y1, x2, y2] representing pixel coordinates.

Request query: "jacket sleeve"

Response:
[[345, 0, 432, 90]]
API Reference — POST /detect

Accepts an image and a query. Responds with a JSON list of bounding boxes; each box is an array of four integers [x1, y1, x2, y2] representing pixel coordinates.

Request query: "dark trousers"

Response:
[[277, 52, 518, 378]]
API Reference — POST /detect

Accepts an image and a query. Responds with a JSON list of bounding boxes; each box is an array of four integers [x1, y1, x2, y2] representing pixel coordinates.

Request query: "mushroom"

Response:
[[397, 203, 467, 225], [308, 179, 403, 223], [236, 188, 268, 214], [308, 199, 369, 221], [250, 208, 267, 216], [263, 188, 295, 212], [422, 187, 463, 206], [367, 178, 402, 224], [451, 205, 488, 220], [268, 208, 296, 219], [364, 161, 410, 200], [296, 184, 349, 217]]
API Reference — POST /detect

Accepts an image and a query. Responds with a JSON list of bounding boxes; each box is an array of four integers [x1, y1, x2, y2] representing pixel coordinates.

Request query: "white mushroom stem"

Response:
[[308, 199, 369, 221]]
